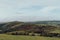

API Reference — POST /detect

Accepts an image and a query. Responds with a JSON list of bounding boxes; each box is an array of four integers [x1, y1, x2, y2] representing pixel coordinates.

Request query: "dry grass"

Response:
[[0, 34, 60, 40]]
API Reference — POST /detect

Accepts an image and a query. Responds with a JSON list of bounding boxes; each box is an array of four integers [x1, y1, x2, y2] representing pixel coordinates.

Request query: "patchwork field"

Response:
[[0, 34, 60, 40]]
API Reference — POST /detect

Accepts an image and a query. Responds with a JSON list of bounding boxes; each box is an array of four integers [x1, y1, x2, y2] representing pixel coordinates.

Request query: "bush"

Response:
[[29, 33, 35, 36]]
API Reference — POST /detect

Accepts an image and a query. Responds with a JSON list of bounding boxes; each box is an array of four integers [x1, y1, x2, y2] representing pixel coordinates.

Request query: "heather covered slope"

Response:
[[0, 21, 24, 32], [0, 21, 60, 35]]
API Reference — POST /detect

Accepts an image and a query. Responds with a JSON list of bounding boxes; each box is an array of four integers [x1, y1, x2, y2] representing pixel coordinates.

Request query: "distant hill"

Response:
[[25, 21, 60, 25], [0, 21, 24, 31], [0, 21, 59, 34]]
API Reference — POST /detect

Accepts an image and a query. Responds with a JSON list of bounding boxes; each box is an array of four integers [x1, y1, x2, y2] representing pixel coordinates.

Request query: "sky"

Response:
[[0, 0, 60, 22]]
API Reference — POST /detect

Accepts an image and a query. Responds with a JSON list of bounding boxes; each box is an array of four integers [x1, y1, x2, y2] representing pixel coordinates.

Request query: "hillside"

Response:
[[0, 21, 24, 32], [0, 21, 60, 37]]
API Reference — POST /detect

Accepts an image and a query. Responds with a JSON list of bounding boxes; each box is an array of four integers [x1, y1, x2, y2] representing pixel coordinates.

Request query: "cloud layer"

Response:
[[0, 0, 60, 22]]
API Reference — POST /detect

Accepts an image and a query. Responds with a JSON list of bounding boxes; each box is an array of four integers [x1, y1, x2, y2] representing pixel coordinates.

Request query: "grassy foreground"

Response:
[[0, 34, 60, 40]]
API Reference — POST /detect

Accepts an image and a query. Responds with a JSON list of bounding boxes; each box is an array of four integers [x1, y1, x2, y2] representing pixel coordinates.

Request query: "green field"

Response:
[[0, 34, 60, 40]]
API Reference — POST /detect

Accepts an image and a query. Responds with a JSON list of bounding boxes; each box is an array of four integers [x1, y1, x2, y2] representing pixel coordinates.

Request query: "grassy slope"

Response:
[[0, 34, 60, 40]]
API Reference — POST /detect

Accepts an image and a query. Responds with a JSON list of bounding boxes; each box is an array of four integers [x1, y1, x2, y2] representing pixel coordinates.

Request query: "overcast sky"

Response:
[[0, 0, 60, 22]]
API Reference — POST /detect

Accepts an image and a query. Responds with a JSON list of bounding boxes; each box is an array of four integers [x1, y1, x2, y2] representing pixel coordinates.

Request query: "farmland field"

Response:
[[0, 34, 60, 40]]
